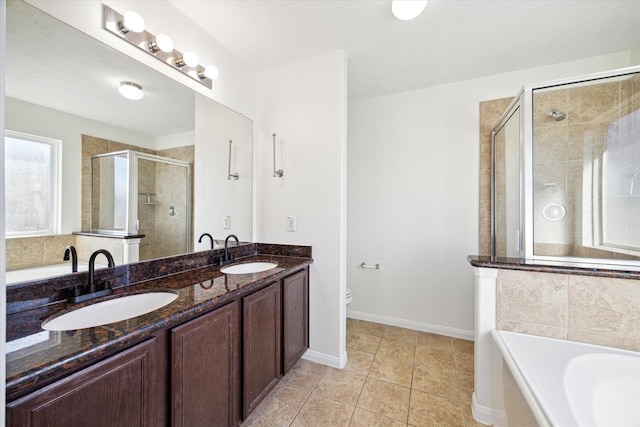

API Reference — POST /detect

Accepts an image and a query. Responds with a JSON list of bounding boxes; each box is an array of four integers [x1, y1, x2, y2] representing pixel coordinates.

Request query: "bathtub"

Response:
[[492, 330, 640, 427], [5, 262, 92, 285]]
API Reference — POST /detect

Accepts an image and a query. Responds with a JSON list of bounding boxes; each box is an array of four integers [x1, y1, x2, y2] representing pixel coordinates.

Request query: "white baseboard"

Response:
[[347, 309, 474, 340], [302, 349, 347, 369], [472, 392, 506, 426]]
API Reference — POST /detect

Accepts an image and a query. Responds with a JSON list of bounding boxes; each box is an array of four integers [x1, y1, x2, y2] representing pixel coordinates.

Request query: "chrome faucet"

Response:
[[198, 232, 214, 249], [222, 234, 239, 265], [63, 245, 78, 273], [87, 249, 116, 294]]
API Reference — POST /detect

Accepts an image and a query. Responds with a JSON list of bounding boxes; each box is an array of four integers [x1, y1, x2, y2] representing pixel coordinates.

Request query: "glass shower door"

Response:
[[136, 153, 190, 261], [492, 106, 522, 257]]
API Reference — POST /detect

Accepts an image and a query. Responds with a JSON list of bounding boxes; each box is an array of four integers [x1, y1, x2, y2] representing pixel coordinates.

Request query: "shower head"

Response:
[[548, 109, 566, 121]]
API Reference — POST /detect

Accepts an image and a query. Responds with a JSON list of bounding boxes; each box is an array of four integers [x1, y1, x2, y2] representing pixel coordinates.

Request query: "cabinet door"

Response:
[[172, 301, 239, 427], [282, 269, 309, 373], [243, 282, 281, 417], [7, 338, 158, 427]]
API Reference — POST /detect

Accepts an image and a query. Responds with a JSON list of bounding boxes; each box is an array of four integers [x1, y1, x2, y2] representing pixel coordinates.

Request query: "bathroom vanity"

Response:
[[5, 243, 312, 426]]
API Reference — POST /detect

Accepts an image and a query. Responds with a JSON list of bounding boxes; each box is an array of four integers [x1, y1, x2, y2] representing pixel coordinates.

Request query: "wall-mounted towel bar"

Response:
[[227, 139, 239, 180], [361, 262, 380, 269], [272, 133, 284, 178]]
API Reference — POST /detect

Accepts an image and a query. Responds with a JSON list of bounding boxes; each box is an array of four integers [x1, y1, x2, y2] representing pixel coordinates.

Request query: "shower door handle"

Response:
[[136, 219, 140, 232]]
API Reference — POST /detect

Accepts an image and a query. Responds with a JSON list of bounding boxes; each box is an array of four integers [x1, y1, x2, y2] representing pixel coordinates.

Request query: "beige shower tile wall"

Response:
[[497, 269, 640, 351], [6, 235, 75, 271]]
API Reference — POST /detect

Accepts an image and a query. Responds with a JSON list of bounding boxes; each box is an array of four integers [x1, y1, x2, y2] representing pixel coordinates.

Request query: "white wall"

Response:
[[5, 97, 156, 234], [194, 94, 253, 246], [347, 51, 635, 338], [25, 0, 255, 118], [256, 51, 348, 367]]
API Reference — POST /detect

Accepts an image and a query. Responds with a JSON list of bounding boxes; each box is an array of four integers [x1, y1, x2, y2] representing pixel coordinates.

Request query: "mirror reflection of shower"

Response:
[[90, 150, 191, 261]]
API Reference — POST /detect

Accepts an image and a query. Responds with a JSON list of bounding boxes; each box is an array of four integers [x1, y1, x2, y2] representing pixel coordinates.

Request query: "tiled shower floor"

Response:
[[241, 319, 483, 426]]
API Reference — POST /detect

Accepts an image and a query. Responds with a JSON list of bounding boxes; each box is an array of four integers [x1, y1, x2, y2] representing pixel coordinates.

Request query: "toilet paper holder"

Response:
[[361, 262, 380, 269]]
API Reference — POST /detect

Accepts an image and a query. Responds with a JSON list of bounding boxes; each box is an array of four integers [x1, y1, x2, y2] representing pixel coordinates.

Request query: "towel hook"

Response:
[[227, 139, 239, 180], [272, 133, 283, 178]]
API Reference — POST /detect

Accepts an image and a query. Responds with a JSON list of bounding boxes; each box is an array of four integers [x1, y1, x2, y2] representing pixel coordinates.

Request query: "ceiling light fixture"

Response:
[[148, 33, 174, 53], [119, 10, 145, 33], [391, 0, 428, 21], [103, 5, 216, 89], [119, 81, 144, 100]]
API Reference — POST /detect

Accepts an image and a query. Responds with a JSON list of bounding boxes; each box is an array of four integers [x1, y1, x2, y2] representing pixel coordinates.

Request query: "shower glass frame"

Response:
[[90, 150, 191, 250], [491, 64, 640, 270]]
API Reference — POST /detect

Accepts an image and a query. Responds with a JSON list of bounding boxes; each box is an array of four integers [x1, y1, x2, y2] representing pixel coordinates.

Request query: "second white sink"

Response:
[[42, 292, 179, 331], [221, 262, 277, 275]]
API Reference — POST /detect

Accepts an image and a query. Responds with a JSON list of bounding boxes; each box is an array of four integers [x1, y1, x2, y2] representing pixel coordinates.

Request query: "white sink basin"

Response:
[[220, 262, 277, 275], [42, 292, 179, 331]]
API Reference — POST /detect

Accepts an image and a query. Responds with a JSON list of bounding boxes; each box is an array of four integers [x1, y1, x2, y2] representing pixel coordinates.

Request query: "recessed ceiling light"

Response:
[[392, 0, 428, 21], [119, 81, 144, 100]]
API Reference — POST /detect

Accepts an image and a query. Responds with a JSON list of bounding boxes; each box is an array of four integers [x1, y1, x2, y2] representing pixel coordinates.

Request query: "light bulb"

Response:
[[149, 33, 174, 53], [200, 65, 219, 80], [121, 10, 145, 33], [391, 0, 428, 20], [119, 81, 144, 100], [176, 51, 199, 68]]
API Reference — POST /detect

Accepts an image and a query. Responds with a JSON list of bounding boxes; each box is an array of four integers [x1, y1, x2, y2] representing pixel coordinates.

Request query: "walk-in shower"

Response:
[[491, 65, 640, 267], [90, 150, 191, 261]]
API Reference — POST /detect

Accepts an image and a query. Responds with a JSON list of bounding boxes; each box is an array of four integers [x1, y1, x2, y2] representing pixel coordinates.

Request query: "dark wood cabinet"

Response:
[[7, 338, 158, 427], [242, 281, 282, 417], [171, 300, 239, 427], [282, 268, 309, 373]]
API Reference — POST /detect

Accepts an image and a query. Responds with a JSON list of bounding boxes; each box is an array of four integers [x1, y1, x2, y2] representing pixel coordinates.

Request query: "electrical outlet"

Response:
[[223, 216, 231, 229], [286, 216, 296, 232]]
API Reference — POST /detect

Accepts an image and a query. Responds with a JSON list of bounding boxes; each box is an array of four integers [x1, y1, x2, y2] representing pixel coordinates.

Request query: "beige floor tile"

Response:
[[412, 364, 460, 400], [291, 393, 355, 427], [347, 331, 382, 354], [454, 352, 474, 376], [344, 349, 375, 376], [416, 332, 453, 352], [408, 390, 465, 427], [240, 413, 281, 427], [357, 377, 411, 423], [378, 338, 416, 362], [349, 407, 407, 427], [252, 383, 311, 426], [452, 338, 474, 355], [414, 345, 456, 372], [347, 318, 360, 332], [313, 367, 366, 405], [279, 358, 327, 390], [355, 320, 387, 337], [383, 326, 418, 345], [457, 372, 474, 405], [369, 353, 414, 387]]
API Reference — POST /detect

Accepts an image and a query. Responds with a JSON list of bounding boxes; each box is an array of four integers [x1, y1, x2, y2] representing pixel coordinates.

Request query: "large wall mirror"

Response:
[[5, 0, 253, 283]]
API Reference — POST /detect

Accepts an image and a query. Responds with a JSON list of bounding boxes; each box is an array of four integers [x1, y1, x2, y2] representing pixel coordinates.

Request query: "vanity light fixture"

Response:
[[103, 5, 216, 89], [119, 81, 144, 100], [175, 51, 199, 68], [148, 33, 174, 53], [119, 10, 145, 34], [391, 0, 428, 20]]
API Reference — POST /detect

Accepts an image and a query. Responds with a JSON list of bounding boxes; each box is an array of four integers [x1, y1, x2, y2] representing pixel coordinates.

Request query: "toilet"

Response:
[[346, 288, 353, 305]]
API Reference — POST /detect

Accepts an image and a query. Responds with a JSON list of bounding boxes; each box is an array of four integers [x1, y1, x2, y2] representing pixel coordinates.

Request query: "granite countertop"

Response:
[[468, 255, 640, 280], [6, 252, 312, 402]]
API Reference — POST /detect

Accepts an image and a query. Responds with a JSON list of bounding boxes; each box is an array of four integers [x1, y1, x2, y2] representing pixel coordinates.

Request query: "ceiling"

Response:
[[170, 0, 640, 101]]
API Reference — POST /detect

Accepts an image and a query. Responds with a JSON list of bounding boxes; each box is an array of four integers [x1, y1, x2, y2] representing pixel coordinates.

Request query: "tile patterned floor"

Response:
[[241, 319, 484, 427]]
